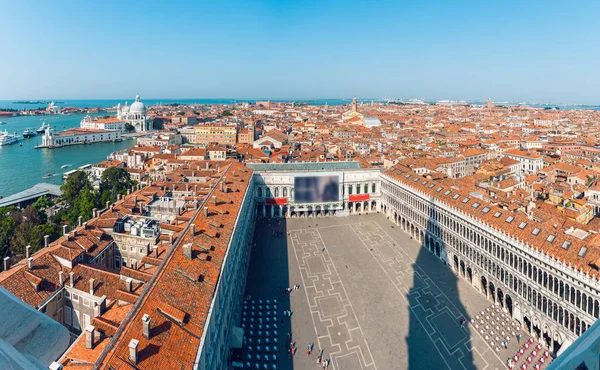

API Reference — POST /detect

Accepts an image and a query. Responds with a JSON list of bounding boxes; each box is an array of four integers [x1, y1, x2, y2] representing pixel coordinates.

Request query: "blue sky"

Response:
[[0, 0, 599, 103]]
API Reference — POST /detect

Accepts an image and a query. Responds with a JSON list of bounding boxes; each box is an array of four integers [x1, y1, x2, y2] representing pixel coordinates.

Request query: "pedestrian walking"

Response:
[[517, 333, 521, 344], [326, 358, 330, 368], [309, 343, 314, 352], [287, 348, 291, 359]]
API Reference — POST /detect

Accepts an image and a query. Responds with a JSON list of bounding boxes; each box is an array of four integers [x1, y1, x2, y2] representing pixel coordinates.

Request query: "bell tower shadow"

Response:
[[405, 198, 477, 369]]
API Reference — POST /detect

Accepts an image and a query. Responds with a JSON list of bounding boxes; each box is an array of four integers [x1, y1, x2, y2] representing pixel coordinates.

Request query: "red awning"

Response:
[[349, 194, 370, 201], [265, 198, 288, 205]]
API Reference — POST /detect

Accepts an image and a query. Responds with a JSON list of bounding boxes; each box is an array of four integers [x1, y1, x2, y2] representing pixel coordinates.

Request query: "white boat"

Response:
[[61, 164, 72, 169], [0, 131, 20, 146], [36, 122, 47, 134], [0, 121, 6, 125]]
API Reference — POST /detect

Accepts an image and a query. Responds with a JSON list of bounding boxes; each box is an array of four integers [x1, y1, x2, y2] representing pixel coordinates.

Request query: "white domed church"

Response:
[[117, 95, 153, 132]]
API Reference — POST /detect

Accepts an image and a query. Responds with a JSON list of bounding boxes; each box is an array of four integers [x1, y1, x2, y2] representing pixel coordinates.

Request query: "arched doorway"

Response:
[[460, 260, 466, 278], [505, 295, 513, 317], [489, 282, 496, 303], [481, 276, 488, 296], [497, 289, 504, 309], [523, 316, 532, 334], [453, 255, 459, 272], [434, 242, 441, 257], [533, 323, 541, 339], [466, 267, 473, 284], [542, 330, 552, 348]]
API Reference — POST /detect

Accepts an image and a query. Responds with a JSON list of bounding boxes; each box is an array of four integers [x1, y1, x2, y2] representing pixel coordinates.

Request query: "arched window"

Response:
[[275, 187, 279, 197], [283, 188, 287, 197], [372, 183, 376, 193], [356, 184, 360, 194], [364, 184, 368, 194], [257, 187, 263, 197]]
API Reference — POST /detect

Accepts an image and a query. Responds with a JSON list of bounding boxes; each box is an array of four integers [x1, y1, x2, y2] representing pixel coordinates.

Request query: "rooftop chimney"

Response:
[[78, 216, 82, 227], [204, 207, 209, 217], [133, 195, 137, 204], [85, 325, 95, 349], [106, 200, 110, 209], [3, 257, 9, 271], [211, 196, 217, 205], [69, 272, 74, 287], [118, 194, 122, 201], [183, 243, 192, 259], [83, 222, 87, 229], [206, 162, 209, 169], [128, 339, 139, 365], [89, 278, 95, 295], [125, 277, 132, 293], [59, 271, 64, 285], [142, 314, 152, 339], [44, 235, 49, 248], [92, 208, 98, 218], [186, 183, 189, 192], [190, 224, 195, 237], [168, 233, 173, 244], [152, 245, 158, 258], [26, 245, 31, 259], [194, 184, 197, 193], [63, 224, 68, 236], [220, 181, 224, 192], [28, 257, 33, 270]]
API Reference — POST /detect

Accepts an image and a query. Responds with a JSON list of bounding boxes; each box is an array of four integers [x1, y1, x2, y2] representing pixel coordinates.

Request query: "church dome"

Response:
[[129, 94, 146, 113]]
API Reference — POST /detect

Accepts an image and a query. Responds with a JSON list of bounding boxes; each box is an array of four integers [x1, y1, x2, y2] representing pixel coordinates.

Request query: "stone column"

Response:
[[262, 204, 266, 217], [279, 206, 283, 217], [270, 206, 275, 218]]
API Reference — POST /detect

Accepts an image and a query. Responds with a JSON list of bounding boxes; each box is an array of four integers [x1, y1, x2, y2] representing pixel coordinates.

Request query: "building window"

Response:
[[372, 183, 376, 193]]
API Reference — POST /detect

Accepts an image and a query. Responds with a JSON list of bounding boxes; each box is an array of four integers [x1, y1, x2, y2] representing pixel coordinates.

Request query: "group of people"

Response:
[[282, 284, 300, 295]]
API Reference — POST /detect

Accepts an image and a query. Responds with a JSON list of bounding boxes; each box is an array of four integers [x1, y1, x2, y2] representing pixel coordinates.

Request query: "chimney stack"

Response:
[[78, 216, 82, 227], [106, 200, 110, 209], [85, 325, 95, 349], [153, 245, 158, 258], [44, 235, 49, 248], [69, 272, 74, 287], [118, 194, 122, 201], [59, 271, 64, 285], [220, 181, 224, 192], [26, 245, 31, 259], [186, 183, 189, 192], [83, 221, 87, 230], [142, 314, 152, 339], [204, 207, 209, 217], [183, 243, 192, 259], [89, 278, 95, 295], [128, 339, 139, 365], [63, 224, 68, 235], [212, 196, 217, 205], [133, 195, 137, 204], [49, 362, 63, 370], [194, 184, 197, 193], [28, 257, 33, 270], [168, 233, 173, 244], [1, 257, 8, 271], [125, 278, 132, 292], [92, 208, 98, 218], [190, 224, 195, 237]]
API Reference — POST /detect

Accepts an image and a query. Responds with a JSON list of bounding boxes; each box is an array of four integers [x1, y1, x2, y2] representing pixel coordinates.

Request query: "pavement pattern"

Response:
[[244, 214, 512, 370]]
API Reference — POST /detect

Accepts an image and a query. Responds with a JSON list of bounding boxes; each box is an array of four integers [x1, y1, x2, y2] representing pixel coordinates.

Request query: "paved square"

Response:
[[244, 214, 509, 370]]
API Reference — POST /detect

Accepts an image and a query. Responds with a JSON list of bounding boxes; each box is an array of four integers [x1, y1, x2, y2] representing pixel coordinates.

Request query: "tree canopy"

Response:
[[100, 167, 133, 203], [61, 170, 91, 204]]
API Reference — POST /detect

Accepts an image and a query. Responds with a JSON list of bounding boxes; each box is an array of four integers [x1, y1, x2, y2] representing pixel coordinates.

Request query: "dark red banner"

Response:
[[265, 198, 288, 205], [349, 194, 370, 201]]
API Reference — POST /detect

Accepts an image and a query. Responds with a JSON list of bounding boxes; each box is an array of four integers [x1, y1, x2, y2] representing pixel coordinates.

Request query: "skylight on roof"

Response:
[[413, 177, 419, 182], [506, 216, 514, 223], [405, 174, 411, 178], [518, 222, 527, 229], [428, 184, 435, 188], [472, 202, 480, 208], [482, 207, 490, 213], [453, 194, 460, 200], [547, 234, 555, 243], [444, 190, 451, 196], [462, 197, 470, 203], [421, 180, 427, 185], [561, 241, 571, 250], [494, 212, 502, 218], [436, 187, 443, 192], [578, 246, 588, 258], [532, 228, 540, 236]]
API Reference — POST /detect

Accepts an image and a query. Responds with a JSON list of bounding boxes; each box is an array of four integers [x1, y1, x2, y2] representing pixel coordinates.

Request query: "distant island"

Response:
[[13, 100, 64, 104]]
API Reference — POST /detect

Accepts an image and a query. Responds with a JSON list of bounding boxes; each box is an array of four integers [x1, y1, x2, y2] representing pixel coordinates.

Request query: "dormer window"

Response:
[[453, 194, 460, 200], [494, 212, 502, 218], [518, 222, 527, 229], [506, 216, 514, 223], [444, 190, 451, 196], [561, 241, 571, 250], [472, 202, 480, 208], [532, 228, 540, 236], [578, 246, 588, 258], [428, 184, 435, 189], [547, 234, 555, 243], [462, 198, 470, 203], [482, 207, 490, 213], [436, 187, 443, 192]]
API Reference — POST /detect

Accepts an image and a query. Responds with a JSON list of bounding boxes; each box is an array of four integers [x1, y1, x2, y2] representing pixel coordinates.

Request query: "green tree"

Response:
[[222, 110, 233, 117], [61, 171, 91, 204], [32, 195, 53, 211], [68, 185, 100, 223], [125, 122, 135, 132], [100, 167, 133, 203]]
